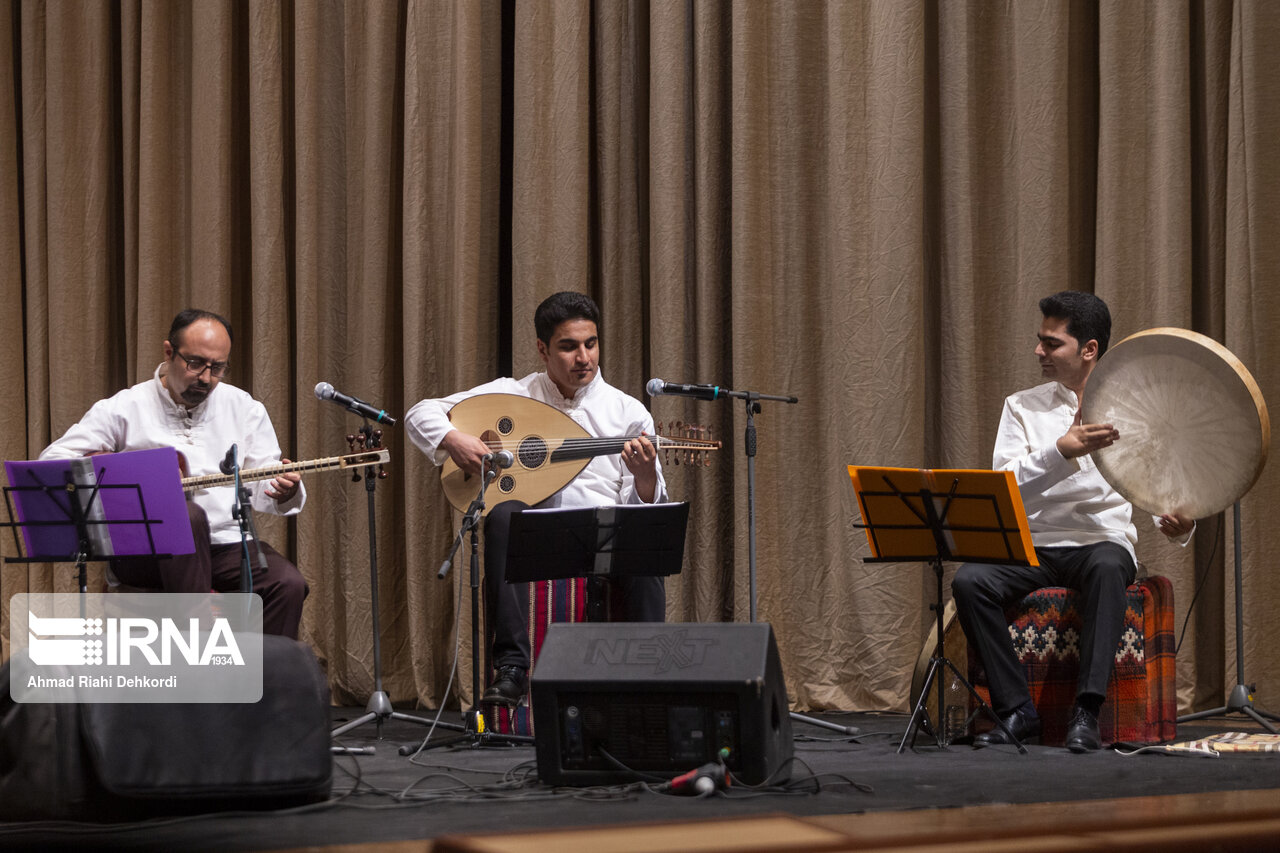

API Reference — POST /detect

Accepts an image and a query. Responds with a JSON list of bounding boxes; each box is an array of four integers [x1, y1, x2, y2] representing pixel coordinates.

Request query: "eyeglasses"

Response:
[[175, 350, 230, 379]]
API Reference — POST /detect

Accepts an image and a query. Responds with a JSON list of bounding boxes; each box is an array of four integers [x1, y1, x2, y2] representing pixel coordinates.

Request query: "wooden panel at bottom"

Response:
[[426, 789, 1280, 853], [432, 815, 851, 853]]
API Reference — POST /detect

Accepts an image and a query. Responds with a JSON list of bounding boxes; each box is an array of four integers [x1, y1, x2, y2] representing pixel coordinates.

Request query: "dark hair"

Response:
[[534, 292, 600, 344], [1039, 291, 1111, 357], [168, 309, 234, 348]]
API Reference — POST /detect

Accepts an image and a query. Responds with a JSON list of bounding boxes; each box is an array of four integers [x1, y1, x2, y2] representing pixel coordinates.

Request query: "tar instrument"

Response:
[[439, 393, 720, 515], [1080, 327, 1270, 518], [181, 450, 390, 494]]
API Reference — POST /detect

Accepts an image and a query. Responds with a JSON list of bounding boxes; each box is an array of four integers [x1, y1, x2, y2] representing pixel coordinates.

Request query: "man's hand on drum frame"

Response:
[[1158, 512, 1194, 539]]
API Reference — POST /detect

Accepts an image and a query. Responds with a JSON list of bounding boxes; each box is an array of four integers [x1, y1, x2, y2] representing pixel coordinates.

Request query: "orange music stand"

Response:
[[847, 466, 1037, 753]]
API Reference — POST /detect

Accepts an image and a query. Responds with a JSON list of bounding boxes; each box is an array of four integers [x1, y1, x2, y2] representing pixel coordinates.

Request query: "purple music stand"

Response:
[[4, 447, 195, 593]]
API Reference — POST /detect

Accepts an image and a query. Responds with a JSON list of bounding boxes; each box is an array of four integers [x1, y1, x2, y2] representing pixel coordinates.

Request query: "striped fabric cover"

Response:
[[971, 575, 1176, 746], [485, 578, 588, 736]]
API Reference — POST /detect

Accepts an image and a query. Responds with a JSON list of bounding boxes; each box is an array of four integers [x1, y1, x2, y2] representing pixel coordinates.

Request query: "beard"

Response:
[[180, 383, 211, 405]]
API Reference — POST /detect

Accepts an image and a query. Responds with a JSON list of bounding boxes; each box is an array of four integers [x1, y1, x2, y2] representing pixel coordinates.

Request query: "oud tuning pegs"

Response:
[[655, 420, 716, 468], [371, 429, 383, 448], [346, 434, 358, 452], [377, 467, 389, 480], [686, 423, 701, 467]]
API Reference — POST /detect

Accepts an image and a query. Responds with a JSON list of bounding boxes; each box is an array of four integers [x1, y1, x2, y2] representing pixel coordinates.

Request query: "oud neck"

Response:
[[546, 435, 703, 463]]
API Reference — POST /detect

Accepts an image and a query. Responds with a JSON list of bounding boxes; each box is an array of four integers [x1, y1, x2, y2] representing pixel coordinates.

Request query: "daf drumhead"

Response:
[[1081, 328, 1269, 518]]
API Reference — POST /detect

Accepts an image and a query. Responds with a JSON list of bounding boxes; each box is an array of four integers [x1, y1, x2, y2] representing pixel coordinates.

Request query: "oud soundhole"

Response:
[[497, 416, 514, 435], [518, 436, 548, 468], [499, 474, 515, 493]]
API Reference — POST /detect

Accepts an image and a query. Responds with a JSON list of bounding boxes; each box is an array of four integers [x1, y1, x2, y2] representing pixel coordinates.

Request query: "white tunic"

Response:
[[39, 365, 305, 545], [995, 381, 1136, 560], [404, 370, 666, 508]]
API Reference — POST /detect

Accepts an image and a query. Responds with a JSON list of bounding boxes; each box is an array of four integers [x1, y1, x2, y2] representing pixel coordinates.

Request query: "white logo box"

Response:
[[10, 593, 264, 703]]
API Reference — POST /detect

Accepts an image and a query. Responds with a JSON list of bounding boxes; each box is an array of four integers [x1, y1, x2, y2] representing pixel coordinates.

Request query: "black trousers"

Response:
[[484, 500, 666, 670], [951, 542, 1136, 717], [111, 501, 308, 639]]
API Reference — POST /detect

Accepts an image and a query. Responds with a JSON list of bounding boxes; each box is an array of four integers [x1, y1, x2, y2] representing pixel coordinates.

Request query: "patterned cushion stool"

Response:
[[483, 578, 588, 736], [969, 575, 1176, 746]]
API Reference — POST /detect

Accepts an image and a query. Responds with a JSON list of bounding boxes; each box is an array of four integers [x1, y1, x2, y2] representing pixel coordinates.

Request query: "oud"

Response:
[[440, 393, 719, 515]]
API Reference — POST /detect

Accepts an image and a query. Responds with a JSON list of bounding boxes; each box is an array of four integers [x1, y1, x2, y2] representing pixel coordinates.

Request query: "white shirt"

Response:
[[994, 380, 1177, 562], [405, 370, 667, 508], [39, 365, 305, 545]]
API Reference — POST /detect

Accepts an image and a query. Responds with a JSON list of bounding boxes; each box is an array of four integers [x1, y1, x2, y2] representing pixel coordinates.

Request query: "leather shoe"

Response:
[[973, 706, 1041, 748], [1065, 705, 1102, 753], [481, 665, 527, 707]]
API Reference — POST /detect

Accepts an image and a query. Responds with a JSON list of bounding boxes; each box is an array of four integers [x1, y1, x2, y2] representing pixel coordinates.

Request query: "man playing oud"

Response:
[[40, 309, 308, 638], [406, 291, 666, 706]]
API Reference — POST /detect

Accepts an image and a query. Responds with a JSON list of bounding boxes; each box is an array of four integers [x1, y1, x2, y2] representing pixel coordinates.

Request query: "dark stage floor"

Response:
[[1, 706, 1278, 851]]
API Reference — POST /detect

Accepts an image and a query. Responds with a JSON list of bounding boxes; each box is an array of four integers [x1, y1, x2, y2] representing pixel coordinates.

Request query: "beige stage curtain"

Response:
[[3, 0, 1278, 717]]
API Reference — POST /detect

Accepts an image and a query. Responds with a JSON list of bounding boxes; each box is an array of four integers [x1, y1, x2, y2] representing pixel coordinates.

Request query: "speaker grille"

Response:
[[557, 691, 740, 772]]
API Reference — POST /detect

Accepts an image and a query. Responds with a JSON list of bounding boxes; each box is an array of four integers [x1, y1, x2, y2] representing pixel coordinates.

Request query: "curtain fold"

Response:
[[4, 0, 1278, 715]]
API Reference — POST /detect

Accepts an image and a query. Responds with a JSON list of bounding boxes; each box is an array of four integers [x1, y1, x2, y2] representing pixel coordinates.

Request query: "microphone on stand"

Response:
[[314, 381, 398, 426], [647, 377, 799, 405], [483, 450, 515, 470], [645, 378, 725, 401], [220, 444, 238, 475], [439, 451, 514, 581]]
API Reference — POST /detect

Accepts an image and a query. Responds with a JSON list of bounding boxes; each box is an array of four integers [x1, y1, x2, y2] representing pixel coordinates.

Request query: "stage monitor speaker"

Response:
[[0, 634, 332, 820], [531, 622, 793, 786]]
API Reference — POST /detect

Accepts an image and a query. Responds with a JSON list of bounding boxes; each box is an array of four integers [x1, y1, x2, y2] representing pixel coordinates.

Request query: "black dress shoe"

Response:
[[1065, 705, 1102, 753], [481, 665, 528, 707], [973, 707, 1041, 748]]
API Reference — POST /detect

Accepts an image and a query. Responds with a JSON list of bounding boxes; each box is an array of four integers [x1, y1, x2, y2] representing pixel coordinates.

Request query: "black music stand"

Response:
[[505, 502, 689, 622], [413, 502, 687, 755], [3, 449, 194, 597], [847, 466, 1038, 753]]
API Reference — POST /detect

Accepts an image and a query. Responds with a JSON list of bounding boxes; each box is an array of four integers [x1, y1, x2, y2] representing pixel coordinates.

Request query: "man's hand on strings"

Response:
[[441, 429, 493, 477], [1057, 408, 1119, 459], [267, 457, 302, 503], [622, 433, 659, 502]]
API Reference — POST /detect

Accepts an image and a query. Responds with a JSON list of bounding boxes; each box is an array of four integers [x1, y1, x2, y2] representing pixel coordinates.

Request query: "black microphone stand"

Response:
[[404, 455, 532, 752], [708, 386, 857, 737], [223, 444, 266, 595], [332, 424, 439, 750], [1177, 500, 1279, 732]]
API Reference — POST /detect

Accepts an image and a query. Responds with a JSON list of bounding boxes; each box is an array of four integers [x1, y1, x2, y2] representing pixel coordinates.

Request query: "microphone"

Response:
[[219, 444, 238, 475], [314, 382, 398, 426], [646, 378, 724, 401], [483, 450, 515, 470]]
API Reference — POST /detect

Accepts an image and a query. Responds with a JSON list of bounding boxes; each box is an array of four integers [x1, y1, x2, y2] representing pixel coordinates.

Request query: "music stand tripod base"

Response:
[[846, 466, 1038, 754], [896, 557, 1026, 754]]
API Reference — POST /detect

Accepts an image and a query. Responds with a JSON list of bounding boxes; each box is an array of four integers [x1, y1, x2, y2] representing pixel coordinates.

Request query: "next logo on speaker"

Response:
[[582, 628, 715, 673]]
